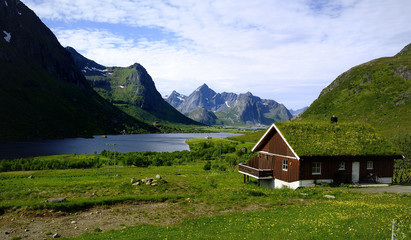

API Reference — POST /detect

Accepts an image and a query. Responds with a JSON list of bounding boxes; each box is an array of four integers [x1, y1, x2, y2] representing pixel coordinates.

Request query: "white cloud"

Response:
[[22, 0, 411, 109]]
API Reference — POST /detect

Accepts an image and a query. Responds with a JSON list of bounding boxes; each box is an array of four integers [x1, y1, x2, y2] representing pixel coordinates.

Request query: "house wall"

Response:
[[255, 153, 300, 183], [272, 155, 300, 182], [256, 129, 301, 183], [299, 157, 394, 182], [261, 131, 295, 158]]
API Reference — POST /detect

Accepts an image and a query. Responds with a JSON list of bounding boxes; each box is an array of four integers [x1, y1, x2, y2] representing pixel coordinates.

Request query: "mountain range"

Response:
[[2, 0, 409, 146], [0, 0, 157, 142], [298, 43, 411, 138], [66, 47, 201, 128], [164, 84, 293, 126]]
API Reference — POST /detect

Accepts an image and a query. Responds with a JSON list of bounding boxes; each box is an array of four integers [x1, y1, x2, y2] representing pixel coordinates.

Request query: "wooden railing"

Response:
[[246, 155, 260, 168], [238, 163, 273, 178]]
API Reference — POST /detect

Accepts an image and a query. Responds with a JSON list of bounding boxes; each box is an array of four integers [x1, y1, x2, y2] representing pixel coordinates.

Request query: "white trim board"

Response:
[[259, 151, 298, 160], [251, 123, 300, 160], [238, 171, 274, 180]]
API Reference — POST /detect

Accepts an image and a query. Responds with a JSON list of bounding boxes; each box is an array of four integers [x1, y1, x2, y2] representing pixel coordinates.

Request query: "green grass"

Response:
[[0, 137, 409, 239], [226, 128, 268, 144], [70, 194, 410, 240], [1, 158, 410, 239]]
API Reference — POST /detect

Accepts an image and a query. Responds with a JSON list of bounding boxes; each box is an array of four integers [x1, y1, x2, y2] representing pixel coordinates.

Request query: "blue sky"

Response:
[[22, 0, 411, 110]]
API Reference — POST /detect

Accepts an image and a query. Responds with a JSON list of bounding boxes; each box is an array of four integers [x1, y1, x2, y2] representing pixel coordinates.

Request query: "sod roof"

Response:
[[272, 121, 402, 157]]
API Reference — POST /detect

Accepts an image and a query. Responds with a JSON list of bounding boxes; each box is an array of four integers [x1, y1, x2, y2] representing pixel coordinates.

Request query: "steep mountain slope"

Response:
[[66, 47, 106, 77], [164, 91, 186, 109], [298, 43, 411, 137], [0, 0, 155, 142], [67, 48, 201, 126], [165, 84, 292, 126]]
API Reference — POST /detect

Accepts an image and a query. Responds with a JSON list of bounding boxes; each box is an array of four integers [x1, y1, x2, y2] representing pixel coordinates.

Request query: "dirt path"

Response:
[[353, 185, 411, 194]]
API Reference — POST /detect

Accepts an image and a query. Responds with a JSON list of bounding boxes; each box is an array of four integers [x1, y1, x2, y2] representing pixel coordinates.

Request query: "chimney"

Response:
[[331, 115, 338, 123]]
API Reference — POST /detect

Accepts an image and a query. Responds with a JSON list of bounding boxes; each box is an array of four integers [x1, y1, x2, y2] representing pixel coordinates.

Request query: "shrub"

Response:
[[203, 161, 211, 171]]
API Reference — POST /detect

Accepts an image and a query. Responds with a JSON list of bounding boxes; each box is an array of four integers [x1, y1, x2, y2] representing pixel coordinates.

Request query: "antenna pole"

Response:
[[113, 144, 117, 176]]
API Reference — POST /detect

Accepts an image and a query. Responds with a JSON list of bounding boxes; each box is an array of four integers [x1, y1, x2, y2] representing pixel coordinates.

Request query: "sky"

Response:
[[22, 0, 411, 110]]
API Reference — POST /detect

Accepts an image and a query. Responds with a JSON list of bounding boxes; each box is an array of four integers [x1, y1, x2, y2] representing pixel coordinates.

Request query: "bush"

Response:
[[203, 161, 211, 171]]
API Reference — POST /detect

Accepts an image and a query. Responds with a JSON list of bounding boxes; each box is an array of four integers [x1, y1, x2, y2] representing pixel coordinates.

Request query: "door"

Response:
[[352, 162, 360, 183]]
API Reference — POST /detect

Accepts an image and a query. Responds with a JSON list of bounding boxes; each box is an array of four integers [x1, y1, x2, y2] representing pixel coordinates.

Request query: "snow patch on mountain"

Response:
[[84, 66, 105, 72], [3, 30, 11, 42]]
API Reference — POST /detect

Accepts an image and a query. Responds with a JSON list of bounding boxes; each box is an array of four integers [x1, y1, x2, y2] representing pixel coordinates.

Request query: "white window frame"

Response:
[[367, 161, 373, 170], [338, 162, 346, 170], [312, 162, 321, 175], [282, 159, 288, 171]]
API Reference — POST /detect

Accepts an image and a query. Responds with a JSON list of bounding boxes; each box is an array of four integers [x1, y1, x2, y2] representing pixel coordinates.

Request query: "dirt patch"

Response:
[[0, 199, 283, 240]]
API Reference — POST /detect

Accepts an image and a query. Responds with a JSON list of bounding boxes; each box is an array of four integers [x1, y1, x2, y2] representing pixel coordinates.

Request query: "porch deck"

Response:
[[238, 163, 273, 179]]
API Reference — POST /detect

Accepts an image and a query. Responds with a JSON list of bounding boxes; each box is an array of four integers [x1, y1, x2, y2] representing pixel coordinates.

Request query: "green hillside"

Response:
[[298, 43, 411, 138], [0, 62, 155, 141], [87, 64, 202, 127]]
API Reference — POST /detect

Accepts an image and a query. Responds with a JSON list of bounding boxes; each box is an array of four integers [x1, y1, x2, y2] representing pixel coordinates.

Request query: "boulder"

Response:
[[155, 174, 162, 179], [132, 182, 140, 186], [323, 195, 336, 199], [151, 183, 158, 186], [44, 198, 66, 203], [130, 177, 140, 184]]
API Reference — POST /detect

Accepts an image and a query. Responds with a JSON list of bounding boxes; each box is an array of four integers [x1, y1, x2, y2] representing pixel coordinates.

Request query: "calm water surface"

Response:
[[0, 133, 239, 159]]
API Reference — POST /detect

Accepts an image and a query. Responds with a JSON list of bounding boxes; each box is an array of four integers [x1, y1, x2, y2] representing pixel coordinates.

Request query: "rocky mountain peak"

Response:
[[195, 83, 216, 96], [165, 90, 186, 109], [164, 84, 292, 126], [67, 47, 200, 126]]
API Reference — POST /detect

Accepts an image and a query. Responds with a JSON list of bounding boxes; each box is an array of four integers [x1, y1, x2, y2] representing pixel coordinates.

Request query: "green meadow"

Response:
[[0, 136, 410, 239]]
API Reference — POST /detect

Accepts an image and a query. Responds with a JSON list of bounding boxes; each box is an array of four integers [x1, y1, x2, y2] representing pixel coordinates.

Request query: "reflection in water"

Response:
[[0, 133, 239, 159]]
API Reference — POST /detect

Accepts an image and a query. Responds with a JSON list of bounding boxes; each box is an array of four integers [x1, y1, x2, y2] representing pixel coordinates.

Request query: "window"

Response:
[[367, 161, 373, 170], [312, 162, 321, 175], [282, 159, 288, 171], [338, 162, 346, 170]]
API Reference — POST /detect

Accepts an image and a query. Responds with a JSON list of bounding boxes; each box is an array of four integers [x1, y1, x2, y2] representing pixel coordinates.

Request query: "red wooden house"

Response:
[[239, 121, 403, 189]]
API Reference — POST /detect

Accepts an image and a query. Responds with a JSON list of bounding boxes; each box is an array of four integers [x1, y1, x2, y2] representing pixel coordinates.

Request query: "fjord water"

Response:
[[0, 133, 239, 159]]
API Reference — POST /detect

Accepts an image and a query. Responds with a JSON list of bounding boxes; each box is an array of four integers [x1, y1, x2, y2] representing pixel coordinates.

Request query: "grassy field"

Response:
[[0, 159, 410, 239], [0, 135, 409, 239]]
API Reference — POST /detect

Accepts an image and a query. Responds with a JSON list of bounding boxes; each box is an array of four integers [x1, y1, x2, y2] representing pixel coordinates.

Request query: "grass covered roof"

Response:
[[275, 121, 402, 157]]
